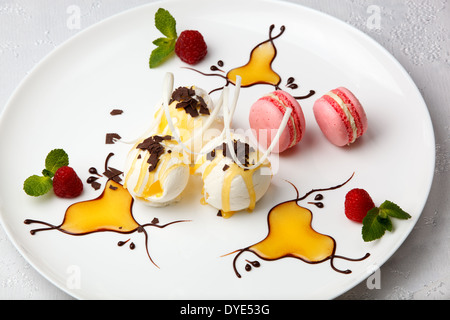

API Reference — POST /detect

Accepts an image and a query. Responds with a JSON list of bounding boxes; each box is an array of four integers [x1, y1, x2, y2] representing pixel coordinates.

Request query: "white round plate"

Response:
[[0, 0, 435, 300]]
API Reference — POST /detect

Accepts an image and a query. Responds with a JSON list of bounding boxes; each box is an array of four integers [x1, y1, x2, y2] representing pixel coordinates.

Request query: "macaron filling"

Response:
[[323, 92, 357, 144], [272, 91, 304, 146], [331, 89, 364, 138]]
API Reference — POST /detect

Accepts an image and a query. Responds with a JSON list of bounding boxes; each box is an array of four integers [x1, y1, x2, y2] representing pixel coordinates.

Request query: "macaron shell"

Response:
[[272, 90, 306, 146], [313, 87, 368, 147], [313, 97, 350, 147], [249, 98, 291, 153], [335, 87, 368, 136]]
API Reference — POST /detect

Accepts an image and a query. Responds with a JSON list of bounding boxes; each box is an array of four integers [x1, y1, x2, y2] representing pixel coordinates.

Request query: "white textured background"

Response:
[[0, 0, 449, 300]]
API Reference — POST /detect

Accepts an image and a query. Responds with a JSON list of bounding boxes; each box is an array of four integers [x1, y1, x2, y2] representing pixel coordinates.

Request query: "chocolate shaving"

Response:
[[103, 166, 123, 183], [91, 181, 102, 190], [169, 86, 210, 117], [207, 149, 216, 161], [106, 133, 121, 144], [223, 164, 230, 171], [208, 140, 255, 167], [87, 175, 102, 191], [196, 95, 210, 115], [110, 109, 123, 116], [136, 135, 173, 172], [170, 87, 195, 102]]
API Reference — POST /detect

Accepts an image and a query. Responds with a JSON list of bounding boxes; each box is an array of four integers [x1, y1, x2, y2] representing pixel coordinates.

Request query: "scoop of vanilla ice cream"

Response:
[[194, 134, 272, 218], [152, 86, 224, 155], [123, 135, 190, 207]]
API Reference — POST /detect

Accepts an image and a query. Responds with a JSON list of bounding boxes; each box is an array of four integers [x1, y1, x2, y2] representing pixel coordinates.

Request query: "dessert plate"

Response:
[[0, 0, 434, 300]]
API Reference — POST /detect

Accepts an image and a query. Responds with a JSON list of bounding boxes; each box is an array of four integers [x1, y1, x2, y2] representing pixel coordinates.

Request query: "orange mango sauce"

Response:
[[24, 179, 188, 267], [224, 175, 370, 278]]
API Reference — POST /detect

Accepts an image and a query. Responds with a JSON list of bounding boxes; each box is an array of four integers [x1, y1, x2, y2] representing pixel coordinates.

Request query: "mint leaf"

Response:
[[155, 8, 177, 39], [361, 200, 412, 242], [24, 148, 70, 197], [149, 8, 177, 68], [380, 200, 411, 220], [362, 208, 387, 242], [42, 169, 54, 178], [45, 149, 69, 175], [150, 39, 176, 68], [23, 175, 53, 197], [377, 215, 393, 232], [153, 37, 175, 47]]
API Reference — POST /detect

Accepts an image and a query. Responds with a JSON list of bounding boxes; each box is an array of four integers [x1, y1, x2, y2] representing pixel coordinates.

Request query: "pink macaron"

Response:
[[249, 90, 306, 153], [313, 87, 368, 147]]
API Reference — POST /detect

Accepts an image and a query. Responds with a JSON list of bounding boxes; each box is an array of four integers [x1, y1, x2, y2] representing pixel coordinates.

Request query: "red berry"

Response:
[[344, 188, 375, 223], [175, 30, 208, 65], [53, 166, 83, 198]]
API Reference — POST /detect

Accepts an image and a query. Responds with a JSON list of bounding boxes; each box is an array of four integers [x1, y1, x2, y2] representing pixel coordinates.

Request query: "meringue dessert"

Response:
[[123, 73, 224, 206], [191, 84, 292, 218], [123, 135, 190, 207], [193, 134, 272, 218], [153, 84, 224, 156], [123, 73, 292, 217]]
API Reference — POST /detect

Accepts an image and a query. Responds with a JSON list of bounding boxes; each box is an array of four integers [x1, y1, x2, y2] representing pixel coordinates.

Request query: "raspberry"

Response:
[[53, 166, 83, 198], [344, 188, 375, 223], [175, 30, 207, 65]]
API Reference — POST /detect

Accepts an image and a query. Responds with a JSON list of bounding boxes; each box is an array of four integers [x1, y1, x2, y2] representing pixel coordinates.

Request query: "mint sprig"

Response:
[[362, 200, 411, 242], [149, 8, 178, 68], [23, 175, 53, 197], [23, 149, 69, 197]]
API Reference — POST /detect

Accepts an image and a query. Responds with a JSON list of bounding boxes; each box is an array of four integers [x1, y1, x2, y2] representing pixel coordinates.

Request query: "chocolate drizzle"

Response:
[[225, 173, 370, 278], [183, 24, 316, 100], [245, 259, 261, 273], [87, 167, 102, 190], [169, 87, 210, 118], [308, 195, 325, 208], [86, 153, 123, 190]]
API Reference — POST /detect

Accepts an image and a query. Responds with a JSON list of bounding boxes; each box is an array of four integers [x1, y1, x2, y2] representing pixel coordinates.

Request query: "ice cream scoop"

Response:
[[153, 83, 224, 155], [122, 74, 225, 206], [191, 83, 292, 218], [193, 133, 272, 218], [123, 73, 290, 213], [123, 135, 190, 207]]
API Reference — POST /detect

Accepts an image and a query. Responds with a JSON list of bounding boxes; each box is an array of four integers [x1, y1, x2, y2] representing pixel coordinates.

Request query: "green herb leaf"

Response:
[[377, 215, 393, 232], [362, 208, 386, 242], [154, 8, 177, 39], [149, 8, 178, 69], [42, 169, 54, 178], [379, 200, 412, 220], [24, 148, 69, 197], [45, 149, 69, 175], [153, 37, 172, 47], [23, 175, 53, 197], [149, 39, 176, 68], [361, 200, 411, 242]]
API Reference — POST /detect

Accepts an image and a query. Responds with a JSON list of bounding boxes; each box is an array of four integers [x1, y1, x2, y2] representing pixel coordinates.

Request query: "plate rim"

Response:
[[0, 0, 436, 300]]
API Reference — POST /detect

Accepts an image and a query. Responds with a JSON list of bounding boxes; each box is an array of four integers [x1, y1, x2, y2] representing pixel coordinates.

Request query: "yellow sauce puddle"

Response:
[[24, 179, 188, 268], [223, 174, 370, 278]]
